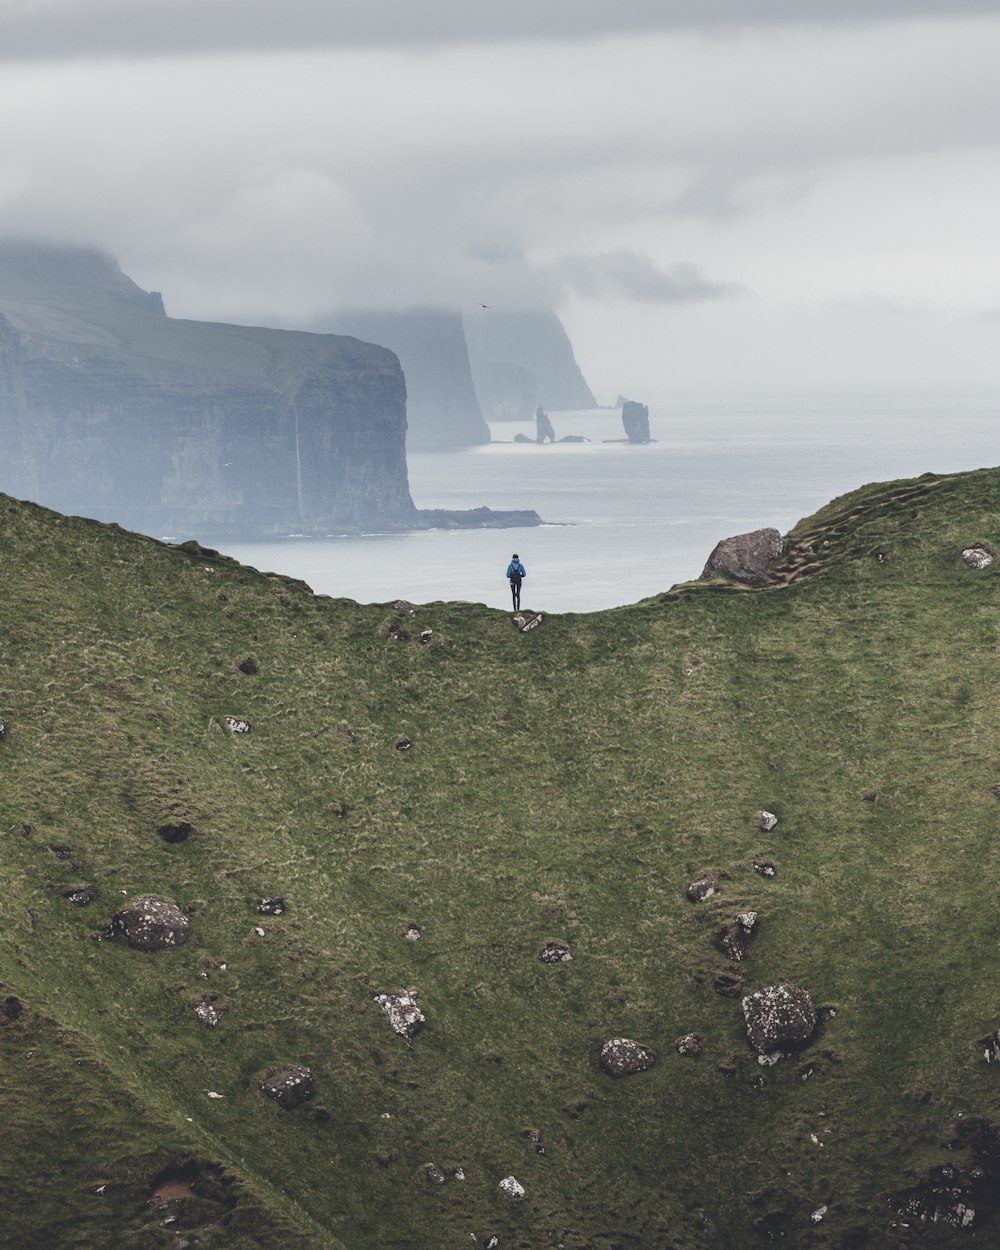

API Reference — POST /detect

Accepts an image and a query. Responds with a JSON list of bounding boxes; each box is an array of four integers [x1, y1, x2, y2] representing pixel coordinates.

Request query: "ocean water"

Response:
[[219, 394, 1000, 613]]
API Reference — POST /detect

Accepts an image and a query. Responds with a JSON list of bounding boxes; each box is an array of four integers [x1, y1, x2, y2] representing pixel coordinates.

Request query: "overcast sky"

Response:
[[1, 1, 999, 400]]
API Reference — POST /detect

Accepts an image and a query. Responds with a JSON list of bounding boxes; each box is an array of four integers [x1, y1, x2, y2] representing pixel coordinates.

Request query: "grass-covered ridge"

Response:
[[1, 467, 1000, 1249]]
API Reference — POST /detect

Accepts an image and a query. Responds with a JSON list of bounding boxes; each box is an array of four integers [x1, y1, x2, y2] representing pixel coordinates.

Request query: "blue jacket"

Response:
[[506, 559, 526, 580]]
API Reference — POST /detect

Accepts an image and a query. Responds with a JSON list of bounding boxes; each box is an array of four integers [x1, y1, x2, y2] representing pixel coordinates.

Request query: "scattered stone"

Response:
[[193, 996, 226, 1028], [237, 656, 260, 675], [979, 1026, 1000, 1063], [701, 528, 786, 582], [742, 983, 817, 1055], [0, 719, 5, 739], [256, 896, 285, 916], [402, 923, 421, 941], [874, 548, 889, 565], [451, 1167, 466, 1181], [599, 1038, 656, 1077], [385, 620, 410, 641], [718, 912, 758, 962], [485, 1237, 499, 1248], [962, 543, 994, 570], [758, 810, 778, 832], [811, 1205, 827, 1223], [419, 628, 432, 644], [512, 611, 542, 632], [675, 1034, 703, 1058], [259, 1063, 314, 1109], [498, 1176, 525, 1200], [375, 988, 426, 1039], [753, 860, 777, 878], [423, 1163, 446, 1185], [861, 790, 878, 803], [254, 926, 265, 937], [714, 969, 744, 998], [395, 736, 412, 751], [686, 876, 720, 903], [157, 822, 192, 844], [538, 940, 572, 963], [757, 1051, 784, 1067], [390, 600, 417, 616], [64, 886, 95, 906], [112, 895, 189, 950], [816, 1005, 838, 1025], [224, 716, 252, 734]]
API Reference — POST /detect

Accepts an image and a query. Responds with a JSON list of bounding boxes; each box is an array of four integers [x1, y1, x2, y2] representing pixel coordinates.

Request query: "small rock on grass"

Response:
[[256, 896, 285, 915], [758, 810, 778, 832], [224, 716, 252, 734], [498, 1176, 525, 1199], [599, 1038, 656, 1076], [259, 1064, 314, 1109], [687, 876, 720, 903], [675, 1034, 703, 1058], [962, 543, 994, 569], [538, 940, 572, 963]]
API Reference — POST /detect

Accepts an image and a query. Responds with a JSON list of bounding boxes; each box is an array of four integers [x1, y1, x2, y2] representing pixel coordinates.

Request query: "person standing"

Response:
[[506, 553, 526, 609]]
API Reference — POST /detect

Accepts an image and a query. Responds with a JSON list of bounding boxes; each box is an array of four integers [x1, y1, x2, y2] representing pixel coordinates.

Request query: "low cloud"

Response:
[[551, 250, 745, 304], [0, 0, 996, 61]]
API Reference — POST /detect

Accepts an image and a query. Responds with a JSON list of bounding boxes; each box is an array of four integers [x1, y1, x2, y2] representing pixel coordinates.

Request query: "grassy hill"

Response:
[[1, 467, 999, 1249]]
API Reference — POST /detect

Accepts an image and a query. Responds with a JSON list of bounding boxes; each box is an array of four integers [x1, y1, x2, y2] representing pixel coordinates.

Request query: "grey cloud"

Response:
[[551, 251, 745, 304], [0, 0, 997, 60], [660, 167, 821, 222]]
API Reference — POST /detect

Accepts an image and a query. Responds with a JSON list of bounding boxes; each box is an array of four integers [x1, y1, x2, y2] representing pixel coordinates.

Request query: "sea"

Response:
[[219, 394, 1000, 613]]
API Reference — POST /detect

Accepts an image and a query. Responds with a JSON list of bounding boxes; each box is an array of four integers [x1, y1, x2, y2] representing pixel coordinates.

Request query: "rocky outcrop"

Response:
[[112, 895, 189, 950], [312, 308, 490, 449], [718, 912, 758, 961], [620, 400, 651, 443], [464, 308, 596, 421], [599, 1038, 656, 1076], [701, 529, 786, 582], [259, 1064, 314, 1109], [742, 983, 817, 1055], [0, 241, 416, 537]]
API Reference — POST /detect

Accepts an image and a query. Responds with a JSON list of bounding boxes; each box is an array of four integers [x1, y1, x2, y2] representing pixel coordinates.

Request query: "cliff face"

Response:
[[312, 309, 490, 450], [463, 307, 596, 421], [0, 242, 415, 537]]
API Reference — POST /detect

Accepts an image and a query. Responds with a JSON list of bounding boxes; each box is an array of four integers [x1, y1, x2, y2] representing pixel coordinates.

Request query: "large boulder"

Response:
[[112, 895, 189, 950], [375, 988, 426, 1039], [742, 982, 817, 1055], [599, 1037, 656, 1076], [259, 1063, 314, 1109], [701, 528, 785, 582]]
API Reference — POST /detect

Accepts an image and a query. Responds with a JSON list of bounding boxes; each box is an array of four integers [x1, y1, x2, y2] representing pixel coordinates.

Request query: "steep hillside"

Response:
[[2, 467, 1000, 1249]]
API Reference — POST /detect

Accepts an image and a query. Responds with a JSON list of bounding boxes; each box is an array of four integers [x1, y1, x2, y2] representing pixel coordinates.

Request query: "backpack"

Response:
[[510, 568, 522, 584]]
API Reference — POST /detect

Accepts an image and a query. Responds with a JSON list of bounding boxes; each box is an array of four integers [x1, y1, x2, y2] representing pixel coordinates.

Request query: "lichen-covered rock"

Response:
[[687, 876, 719, 903], [962, 543, 994, 570], [0, 719, 6, 739], [260, 1063, 314, 1109], [423, 1163, 446, 1185], [599, 1038, 656, 1076], [892, 1164, 980, 1228], [753, 860, 776, 878], [224, 716, 252, 734], [758, 810, 778, 832], [498, 1175, 525, 1199], [676, 1033, 703, 1058], [538, 940, 572, 963], [419, 628, 433, 644], [193, 995, 226, 1028], [512, 611, 542, 632], [375, 988, 426, 1039], [395, 736, 412, 751], [980, 1026, 1000, 1063], [718, 912, 758, 961], [402, 922, 421, 941], [256, 896, 285, 916], [701, 528, 785, 581], [112, 895, 189, 950], [742, 982, 817, 1055]]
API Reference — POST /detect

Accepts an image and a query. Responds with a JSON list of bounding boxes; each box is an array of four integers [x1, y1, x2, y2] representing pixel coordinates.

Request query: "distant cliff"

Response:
[[312, 309, 490, 450], [464, 307, 596, 421], [0, 242, 418, 537]]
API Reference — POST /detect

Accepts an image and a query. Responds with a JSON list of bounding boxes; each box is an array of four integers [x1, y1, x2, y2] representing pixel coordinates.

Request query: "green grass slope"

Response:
[[1, 469, 1000, 1249]]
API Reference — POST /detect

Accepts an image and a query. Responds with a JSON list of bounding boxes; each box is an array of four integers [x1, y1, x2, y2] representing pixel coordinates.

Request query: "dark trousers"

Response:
[[510, 578, 521, 609]]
